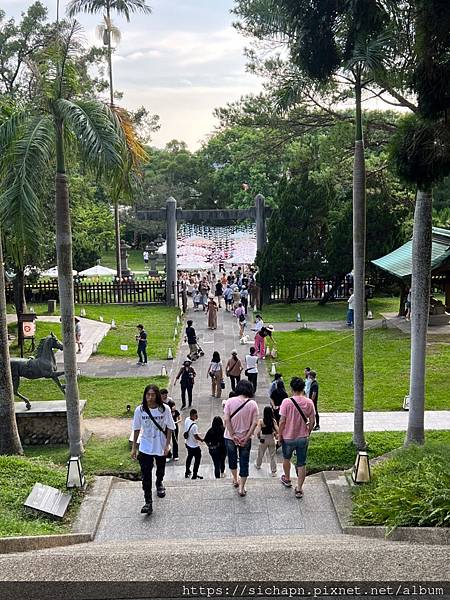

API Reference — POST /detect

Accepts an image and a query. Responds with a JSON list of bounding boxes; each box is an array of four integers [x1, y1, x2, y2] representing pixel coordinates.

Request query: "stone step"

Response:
[[1, 533, 446, 582]]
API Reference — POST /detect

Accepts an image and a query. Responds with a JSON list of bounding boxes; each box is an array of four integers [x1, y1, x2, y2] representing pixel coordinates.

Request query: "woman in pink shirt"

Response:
[[278, 377, 315, 499], [223, 380, 259, 497]]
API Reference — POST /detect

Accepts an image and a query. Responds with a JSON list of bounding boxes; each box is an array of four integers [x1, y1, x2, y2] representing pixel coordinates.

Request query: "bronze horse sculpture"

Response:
[[10, 333, 65, 410]]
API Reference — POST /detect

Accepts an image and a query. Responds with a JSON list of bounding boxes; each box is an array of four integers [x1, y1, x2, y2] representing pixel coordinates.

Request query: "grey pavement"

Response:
[[79, 355, 175, 378], [382, 312, 450, 336], [94, 475, 341, 543], [271, 318, 384, 331]]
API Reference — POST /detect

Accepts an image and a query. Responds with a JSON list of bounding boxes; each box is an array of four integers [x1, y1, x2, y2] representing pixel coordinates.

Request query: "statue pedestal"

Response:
[[15, 400, 87, 445]]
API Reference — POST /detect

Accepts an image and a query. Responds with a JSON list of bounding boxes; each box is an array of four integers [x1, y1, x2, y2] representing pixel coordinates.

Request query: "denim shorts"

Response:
[[281, 437, 309, 468], [225, 438, 251, 478]]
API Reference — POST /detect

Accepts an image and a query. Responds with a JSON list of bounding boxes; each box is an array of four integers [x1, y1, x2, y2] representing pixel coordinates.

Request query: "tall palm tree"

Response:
[[67, 0, 152, 287], [0, 224, 23, 455], [0, 22, 146, 456]]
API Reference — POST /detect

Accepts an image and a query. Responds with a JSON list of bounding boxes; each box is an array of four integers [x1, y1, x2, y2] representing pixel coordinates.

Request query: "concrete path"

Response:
[[7, 315, 110, 364], [382, 312, 450, 336], [78, 356, 175, 378], [94, 475, 341, 543]]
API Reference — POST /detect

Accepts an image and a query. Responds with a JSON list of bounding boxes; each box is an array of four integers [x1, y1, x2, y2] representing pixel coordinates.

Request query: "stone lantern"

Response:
[[120, 240, 132, 278]]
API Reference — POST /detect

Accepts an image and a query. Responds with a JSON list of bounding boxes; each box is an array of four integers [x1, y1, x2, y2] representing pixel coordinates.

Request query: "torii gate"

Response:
[[136, 195, 269, 306]]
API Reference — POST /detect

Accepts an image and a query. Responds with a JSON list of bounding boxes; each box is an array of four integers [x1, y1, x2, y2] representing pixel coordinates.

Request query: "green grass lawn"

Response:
[[270, 328, 450, 411], [260, 296, 401, 323], [15, 376, 169, 417], [101, 249, 165, 273], [77, 304, 180, 360], [352, 439, 450, 529], [8, 304, 181, 360], [0, 455, 82, 537]]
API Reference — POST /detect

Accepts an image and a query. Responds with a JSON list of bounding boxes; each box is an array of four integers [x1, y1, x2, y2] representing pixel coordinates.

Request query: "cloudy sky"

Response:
[[3, 0, 261, 149]]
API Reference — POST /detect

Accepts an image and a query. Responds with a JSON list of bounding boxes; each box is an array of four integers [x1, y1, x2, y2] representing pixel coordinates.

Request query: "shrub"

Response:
[[352, 442, 450, 531]]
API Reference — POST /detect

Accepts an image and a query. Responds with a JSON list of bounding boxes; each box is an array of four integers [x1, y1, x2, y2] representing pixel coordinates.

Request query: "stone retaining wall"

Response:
[[16, 400, 86, 445]]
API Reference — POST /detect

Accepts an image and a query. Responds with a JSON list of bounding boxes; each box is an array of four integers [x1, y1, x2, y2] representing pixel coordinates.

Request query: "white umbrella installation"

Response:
[[78, 265, 117, 277], [41, 266, 78, 277]]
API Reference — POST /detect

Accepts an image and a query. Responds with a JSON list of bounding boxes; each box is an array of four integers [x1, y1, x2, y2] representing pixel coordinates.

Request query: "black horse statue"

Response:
[[11, 333, 65, 410]]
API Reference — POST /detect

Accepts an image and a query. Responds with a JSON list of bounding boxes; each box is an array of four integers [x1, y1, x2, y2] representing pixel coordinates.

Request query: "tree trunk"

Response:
[[106, 6, 122, 295], [352, 79, 367, 450], [13, 266, 27, 350], [0, 230, 23, 455], [405, 188, 432, 446], [54, 117, 83, 457]]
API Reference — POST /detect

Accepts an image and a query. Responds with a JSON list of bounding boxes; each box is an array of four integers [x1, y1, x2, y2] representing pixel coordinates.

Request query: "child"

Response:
[[193, 288, 201, 311], [184, 409, 204, 479]]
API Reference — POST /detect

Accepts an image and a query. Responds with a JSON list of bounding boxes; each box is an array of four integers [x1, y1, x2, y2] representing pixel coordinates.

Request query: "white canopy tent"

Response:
[[79, 265, 117, 277], [41, 266, 77, 277]]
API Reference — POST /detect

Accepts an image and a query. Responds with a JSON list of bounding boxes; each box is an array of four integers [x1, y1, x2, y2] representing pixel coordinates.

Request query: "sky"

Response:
[[3, 0, 261, 149]]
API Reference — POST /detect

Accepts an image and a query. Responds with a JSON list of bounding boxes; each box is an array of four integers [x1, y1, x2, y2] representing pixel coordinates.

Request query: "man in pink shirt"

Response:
[[223, 380, 259, 497], [278, 377, 315, 498]]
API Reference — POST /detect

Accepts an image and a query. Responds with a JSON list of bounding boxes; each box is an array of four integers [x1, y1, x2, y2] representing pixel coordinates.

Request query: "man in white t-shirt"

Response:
[[347, 288, 355, 327], [131, 386, 175, 514], [184, 409, 204, 479]]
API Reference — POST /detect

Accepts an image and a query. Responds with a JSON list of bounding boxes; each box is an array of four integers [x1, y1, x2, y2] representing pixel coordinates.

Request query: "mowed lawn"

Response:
[[101, 249, 165, 273], [15, 376, 168, 418], [271, 328, 450, 411], [76, 304, 180, 360], [260, 296, 400, 323], [8, 304, 181, 360]]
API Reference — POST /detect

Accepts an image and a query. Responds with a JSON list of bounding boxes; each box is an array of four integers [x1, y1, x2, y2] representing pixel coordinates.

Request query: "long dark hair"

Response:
[[263, 406, 275, 431], [142, 384, 164, 415], [212, 351, 221, 363], [211, 416, 224, 433]]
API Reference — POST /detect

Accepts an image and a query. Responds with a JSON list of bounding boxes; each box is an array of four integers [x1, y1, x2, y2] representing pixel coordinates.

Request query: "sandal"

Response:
[[232, 481, 239, 488], [295, 488, 304, 499], [239, 489, 247, 497]]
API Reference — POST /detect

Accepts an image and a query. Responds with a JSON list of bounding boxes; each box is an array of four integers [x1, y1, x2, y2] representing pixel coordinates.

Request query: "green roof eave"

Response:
[[371, 228, 450, 279]]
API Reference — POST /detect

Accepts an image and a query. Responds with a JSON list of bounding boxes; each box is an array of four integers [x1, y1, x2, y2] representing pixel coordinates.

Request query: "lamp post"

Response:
[[120, 240, 132, 278], [351, 451, 371, 484]]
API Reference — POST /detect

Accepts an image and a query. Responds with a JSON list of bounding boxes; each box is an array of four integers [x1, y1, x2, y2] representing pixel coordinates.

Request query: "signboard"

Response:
[[22, 321, 36, 338], [24, 483, 71, 520]]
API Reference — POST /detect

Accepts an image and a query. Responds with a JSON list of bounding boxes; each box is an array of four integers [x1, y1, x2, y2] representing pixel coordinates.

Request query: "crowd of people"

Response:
[[130, 280, 322, 516]]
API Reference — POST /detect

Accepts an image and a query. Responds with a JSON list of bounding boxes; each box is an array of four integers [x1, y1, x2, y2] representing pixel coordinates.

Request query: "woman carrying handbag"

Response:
[[207, 351, 224, 398], [254, 406, 279, 476], [225, 350, 243, 392]]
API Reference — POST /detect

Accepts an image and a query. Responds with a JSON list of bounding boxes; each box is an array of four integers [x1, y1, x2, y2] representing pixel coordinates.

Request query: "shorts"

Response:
[[281, 437, 309, 468]]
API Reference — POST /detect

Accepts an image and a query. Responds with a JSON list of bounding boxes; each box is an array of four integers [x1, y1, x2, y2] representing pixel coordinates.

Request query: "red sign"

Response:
[[22, 322, 36, 338]]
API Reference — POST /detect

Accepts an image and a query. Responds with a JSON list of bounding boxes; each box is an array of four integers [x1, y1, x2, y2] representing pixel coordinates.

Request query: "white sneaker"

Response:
[[254, 463, 261, 469]]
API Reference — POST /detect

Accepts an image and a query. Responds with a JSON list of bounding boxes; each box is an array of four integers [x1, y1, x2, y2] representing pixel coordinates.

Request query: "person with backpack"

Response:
[[278, 377, 315, 499], [175, 360, 196, 410], [184, 408, 204, 480], [255, 406, 279, 476], [131, 384, 175, 514], [207, 351, 224, 399], [235, 302, 246, 337], [270, 376, 288, 424], [225, 350, 243, 391], [185, 320, 200, 361], [204, 416, 227, 479], [223, 379, 259, 497]]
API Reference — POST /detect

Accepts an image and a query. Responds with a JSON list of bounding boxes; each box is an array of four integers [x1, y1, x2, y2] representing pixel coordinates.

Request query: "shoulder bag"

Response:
[[183, 422, 196, 440], [289, 397, 310, 426]]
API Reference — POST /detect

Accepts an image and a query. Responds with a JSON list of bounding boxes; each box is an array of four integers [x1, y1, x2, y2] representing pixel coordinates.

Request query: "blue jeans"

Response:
[[347, 308, 354, 326], [281, 437, 309, 468], [225, 438, 251, 478]]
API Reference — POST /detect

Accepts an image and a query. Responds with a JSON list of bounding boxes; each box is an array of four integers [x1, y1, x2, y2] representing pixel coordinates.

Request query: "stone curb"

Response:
[[323, 470, 450, 546], [0, 476, 114, 555], [71, 476, 115, 536], [0, 533, 91, 555]]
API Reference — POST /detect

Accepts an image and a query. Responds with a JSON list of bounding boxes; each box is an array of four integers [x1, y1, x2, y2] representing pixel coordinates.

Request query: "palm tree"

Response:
[[0, 22, 146, 456], [0, 224, 23, 455], [67, 0, 152, 288]]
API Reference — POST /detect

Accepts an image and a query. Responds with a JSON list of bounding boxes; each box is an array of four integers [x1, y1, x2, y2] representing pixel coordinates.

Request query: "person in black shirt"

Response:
[[204, 416, 226, 478], [309, 370, 320, 431], [185, 319, 202, 360], [167, 400, 181, 461], [270, 378, 288, 424], [136, 324, 148, 365], [175, 360, 197, 409]]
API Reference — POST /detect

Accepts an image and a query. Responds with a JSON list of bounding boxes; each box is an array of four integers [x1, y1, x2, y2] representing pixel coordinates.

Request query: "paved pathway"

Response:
[[94, 476, 341, 543], [271, 318, 385, 331], [382, 312, 450, 336], [7, 315, 110, 364]]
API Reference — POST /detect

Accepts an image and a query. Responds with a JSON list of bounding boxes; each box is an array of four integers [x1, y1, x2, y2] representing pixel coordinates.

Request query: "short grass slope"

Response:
[[16, 376, 169, 417], [271, 328, 450, 411], [0, 455, 81, 537], [352, 440, 450, 530]]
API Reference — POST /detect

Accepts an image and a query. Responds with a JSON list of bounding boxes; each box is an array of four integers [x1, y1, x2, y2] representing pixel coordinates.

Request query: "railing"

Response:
[[5, 280, 167, 305], [267, 278, 354, 303]]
